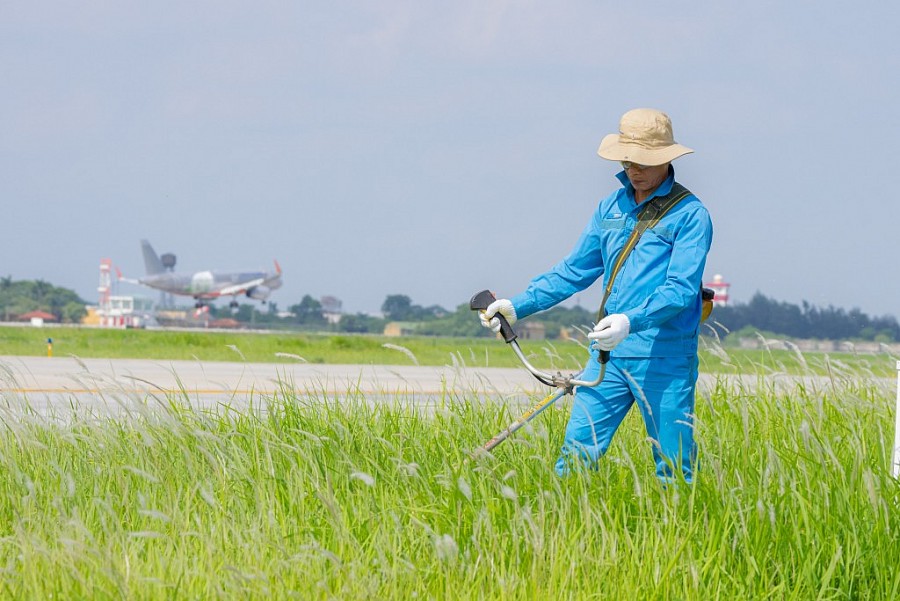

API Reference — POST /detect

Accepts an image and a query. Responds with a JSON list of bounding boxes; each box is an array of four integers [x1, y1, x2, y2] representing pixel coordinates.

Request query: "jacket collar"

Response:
[[615, 165, 676, 204]]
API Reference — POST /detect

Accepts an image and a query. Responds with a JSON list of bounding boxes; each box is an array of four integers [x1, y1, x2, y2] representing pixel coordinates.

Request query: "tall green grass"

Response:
[[1, 361, 899, 598]]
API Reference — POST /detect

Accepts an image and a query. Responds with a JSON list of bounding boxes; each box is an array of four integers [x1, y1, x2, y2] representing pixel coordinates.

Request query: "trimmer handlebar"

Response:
[[470, 289, 608, 390], [467, 288, 613, 457]]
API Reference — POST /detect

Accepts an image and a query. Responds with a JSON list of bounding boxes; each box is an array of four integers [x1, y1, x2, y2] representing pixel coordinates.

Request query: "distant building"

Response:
[[154, 309, 209, 328], [85, 295, 156, 328], [92, 258, 156, 328], [18, 310, 57, 327], [519, 321, 546, 340], [321, 295, 343, 325], [486, 320, 546, 341], [384, 321, 419, 337], [208, 317, 243, 329]]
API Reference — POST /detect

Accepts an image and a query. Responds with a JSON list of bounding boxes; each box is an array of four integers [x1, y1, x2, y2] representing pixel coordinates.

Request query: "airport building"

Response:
[[85, 258, 156, 328], [84, 296, 156, 328]]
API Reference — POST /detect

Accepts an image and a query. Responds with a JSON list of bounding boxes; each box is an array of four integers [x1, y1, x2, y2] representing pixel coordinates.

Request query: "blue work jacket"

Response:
[[510, 168, 713, 358]]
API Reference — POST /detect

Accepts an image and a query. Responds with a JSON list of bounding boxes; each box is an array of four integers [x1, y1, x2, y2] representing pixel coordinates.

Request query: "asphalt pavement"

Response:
[[0, 355, 545, 418], [1, 355, 891, 420]]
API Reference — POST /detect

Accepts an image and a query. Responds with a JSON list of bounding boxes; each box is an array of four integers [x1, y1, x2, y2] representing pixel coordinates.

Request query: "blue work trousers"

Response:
[[554, 352, 699, 484]]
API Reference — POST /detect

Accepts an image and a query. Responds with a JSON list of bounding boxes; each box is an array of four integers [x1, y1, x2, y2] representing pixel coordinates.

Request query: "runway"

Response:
[[1, 355, 889, 420], [0, 355, 547, 418]]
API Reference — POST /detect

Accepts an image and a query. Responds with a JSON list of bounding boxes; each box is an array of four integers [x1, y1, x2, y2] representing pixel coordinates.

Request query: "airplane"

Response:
[[119, 240, 283, 309]]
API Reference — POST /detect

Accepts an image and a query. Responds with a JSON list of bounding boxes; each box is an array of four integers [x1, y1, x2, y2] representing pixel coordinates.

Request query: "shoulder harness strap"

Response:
[[597, 183, 692, 321]]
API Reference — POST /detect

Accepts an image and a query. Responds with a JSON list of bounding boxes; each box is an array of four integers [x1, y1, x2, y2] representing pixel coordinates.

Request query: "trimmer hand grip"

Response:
[[599, 350, 610, 364], [468, 290, 495, 311], [469, 289, 518, 344]]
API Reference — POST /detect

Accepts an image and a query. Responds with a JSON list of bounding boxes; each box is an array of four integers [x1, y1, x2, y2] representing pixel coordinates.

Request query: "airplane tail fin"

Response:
[[141, 240, 165, 275]]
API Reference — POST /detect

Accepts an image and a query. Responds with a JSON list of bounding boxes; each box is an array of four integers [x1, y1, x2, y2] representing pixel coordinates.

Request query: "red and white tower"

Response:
[[98, 258, 113, 325], [705, 274, 730, 306]]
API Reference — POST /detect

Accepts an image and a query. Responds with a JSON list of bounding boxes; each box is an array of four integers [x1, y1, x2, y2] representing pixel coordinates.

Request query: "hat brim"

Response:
[[597, 133, 693, 166]]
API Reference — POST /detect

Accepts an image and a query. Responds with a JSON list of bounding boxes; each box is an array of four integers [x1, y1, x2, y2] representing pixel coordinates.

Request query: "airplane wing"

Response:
[[217, 277, 267, 297]]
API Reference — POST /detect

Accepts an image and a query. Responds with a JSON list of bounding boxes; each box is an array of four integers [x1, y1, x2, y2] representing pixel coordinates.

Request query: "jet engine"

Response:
[[246, 286, 271, 301]]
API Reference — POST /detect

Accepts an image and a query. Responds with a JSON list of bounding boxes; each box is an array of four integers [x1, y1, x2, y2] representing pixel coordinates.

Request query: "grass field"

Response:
[[1, 326, 899, 598], [0, 324, 897, 377]]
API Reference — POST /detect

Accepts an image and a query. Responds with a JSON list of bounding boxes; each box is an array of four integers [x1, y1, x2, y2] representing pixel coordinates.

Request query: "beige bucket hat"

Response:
[[597, 108, 693, 166]]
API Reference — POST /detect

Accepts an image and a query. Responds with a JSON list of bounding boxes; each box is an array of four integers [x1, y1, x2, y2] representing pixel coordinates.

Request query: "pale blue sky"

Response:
[[2, 2, 899, 317]]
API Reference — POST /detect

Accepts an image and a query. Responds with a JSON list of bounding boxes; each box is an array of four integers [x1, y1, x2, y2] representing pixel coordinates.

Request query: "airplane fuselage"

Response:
[[126, 240, 284, 307], [139, 270, 283, 300]]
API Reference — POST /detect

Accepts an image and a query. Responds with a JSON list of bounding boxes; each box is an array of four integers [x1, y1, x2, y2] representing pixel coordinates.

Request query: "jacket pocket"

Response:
[[600, 217, 626, 230]]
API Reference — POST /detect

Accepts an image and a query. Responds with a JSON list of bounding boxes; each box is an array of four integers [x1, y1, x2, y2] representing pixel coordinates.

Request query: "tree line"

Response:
[[708, 293, 899, 342], [358, 292, 900, 343], [203, 293, 598, 337], [2, 277, 897, 342], [315, 292, 900, 343], [0, 278, 86, 323]]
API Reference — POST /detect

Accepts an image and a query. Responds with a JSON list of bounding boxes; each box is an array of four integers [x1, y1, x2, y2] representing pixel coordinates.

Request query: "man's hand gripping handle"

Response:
[[469, 290, 517, 343]]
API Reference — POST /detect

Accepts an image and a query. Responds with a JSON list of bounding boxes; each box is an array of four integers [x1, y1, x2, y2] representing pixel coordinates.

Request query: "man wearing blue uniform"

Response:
[[480, 108, 713, 484]]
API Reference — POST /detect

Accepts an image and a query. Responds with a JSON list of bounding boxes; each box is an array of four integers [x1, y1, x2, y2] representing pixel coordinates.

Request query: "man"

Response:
[[479, 108, 713, 485]]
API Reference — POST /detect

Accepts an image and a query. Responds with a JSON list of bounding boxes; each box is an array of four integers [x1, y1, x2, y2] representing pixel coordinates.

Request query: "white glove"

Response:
[[588, 313, 630, 351], [479, 298, 517, 334]]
